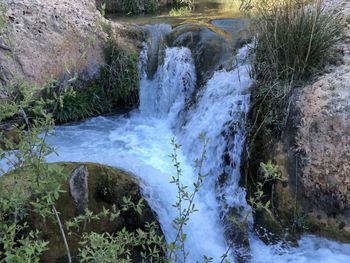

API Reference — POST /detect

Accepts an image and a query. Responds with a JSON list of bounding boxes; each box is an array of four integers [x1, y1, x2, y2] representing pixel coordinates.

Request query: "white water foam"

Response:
[[2, 38, 350, 262]]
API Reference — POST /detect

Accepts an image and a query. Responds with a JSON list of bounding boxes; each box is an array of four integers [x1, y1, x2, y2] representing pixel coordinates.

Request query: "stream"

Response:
[[2, 0, 350, 262], [45, 21, 350, 263]]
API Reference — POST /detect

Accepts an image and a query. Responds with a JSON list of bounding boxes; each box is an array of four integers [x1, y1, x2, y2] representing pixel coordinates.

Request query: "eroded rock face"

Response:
[[246, 0, 350, 243], [0, 0, 141, 87], [0, 0, 105, 85], [271, 0, 350, 242], [69, 165, 89, 215]]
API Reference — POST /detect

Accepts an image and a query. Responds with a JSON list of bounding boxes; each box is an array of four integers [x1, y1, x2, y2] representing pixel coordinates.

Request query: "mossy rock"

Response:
[[169, 24, 229, 87], [0, 162, 162, 262]]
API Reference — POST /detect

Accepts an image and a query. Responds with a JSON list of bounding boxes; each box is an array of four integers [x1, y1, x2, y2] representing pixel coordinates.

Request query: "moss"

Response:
[[308, 217, 350, 243]]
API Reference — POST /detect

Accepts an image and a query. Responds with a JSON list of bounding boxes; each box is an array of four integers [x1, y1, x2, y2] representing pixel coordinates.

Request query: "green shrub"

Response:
[[99, 41, 139, 107], [169, 6, 192, 17], [40, 81, 110, 124]]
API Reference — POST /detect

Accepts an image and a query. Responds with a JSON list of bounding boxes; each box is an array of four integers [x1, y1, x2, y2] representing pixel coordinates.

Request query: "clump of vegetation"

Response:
[[40, 81, 110, 123], [169, 6, 192, 17], [98, 2, 107, 17], [254, 0, 343, 82], [241, 0, 344, 243], [174, 0, 194, 8], [99, 40, 139, 108], [120, 0, 159, 15], [169, 0, 194, 16], [247, 0, 343, 136]]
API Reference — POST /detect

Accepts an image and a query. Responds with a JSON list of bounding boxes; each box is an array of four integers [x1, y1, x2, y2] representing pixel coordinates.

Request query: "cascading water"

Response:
[[43, 24, 253, 261], [3, 22, 350, 262]]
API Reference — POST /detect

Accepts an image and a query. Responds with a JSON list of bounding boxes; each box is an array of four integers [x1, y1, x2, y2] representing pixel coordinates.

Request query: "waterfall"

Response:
[[4, 23, 348, 263], [139, 47, 196, 121]]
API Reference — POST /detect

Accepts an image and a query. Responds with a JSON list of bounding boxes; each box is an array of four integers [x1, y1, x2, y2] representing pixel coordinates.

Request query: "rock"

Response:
[[246, 0, 350, 243], [0, 0, 142, 86], [69, 165, 89, 215], [170, 24, 228, 87], [12, 162, 163, 262], [169, 20, 249, 88]]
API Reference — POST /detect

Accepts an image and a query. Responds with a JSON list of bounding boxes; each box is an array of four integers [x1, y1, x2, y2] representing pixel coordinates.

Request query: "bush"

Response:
[[41, 81, 110, 124]]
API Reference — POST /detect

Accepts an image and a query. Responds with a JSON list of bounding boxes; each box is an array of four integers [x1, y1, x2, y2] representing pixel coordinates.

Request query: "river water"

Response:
[[1, 1, 350, 261]]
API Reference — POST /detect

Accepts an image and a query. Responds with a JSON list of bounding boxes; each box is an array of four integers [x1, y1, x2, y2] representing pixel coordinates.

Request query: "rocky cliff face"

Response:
[[270, 0, 350, 242], [0, 0, 141, 87]]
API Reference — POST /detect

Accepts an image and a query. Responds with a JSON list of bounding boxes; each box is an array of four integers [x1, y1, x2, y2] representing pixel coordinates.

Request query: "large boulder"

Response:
[[273, 63, 350, 242], [248, 0, 350, 242], [0, 0, 142, 87], [0, 162, 162, 262]]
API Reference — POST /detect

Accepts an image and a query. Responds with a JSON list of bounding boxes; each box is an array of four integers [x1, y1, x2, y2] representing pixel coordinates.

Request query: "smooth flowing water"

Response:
[[2, 19, 350, 262]]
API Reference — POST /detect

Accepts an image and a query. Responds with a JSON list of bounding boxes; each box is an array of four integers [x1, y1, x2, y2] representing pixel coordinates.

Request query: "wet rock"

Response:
[[25, 162, 162, 262], [169, 24, 230, 87], [69, 165, 89, 215]]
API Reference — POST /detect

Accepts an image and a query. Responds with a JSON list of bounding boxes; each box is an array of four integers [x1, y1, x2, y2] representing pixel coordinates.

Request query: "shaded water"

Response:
[[110, 0, 244, 26]]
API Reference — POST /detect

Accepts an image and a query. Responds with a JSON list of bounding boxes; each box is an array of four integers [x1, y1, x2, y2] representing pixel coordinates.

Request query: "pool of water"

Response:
[[109, 0, 244, 26]]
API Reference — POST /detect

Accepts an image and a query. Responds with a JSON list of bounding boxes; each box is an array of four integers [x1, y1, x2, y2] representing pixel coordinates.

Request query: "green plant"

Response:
[[253, 0, 343, 82], [120, 0, 159, 15], [145, 0, 159, 14], [168, 134, 209, 262], [0, 83, 70, 262], [169, 6, 192, 17], [346, 15, 350, 24], [40, 81, 110, 123], [247, 0, 343, 137], [63, 199, 165, 262], [100, 41, 139, 107], [174, 0, 194, 9], [98, 2, 107, 17]]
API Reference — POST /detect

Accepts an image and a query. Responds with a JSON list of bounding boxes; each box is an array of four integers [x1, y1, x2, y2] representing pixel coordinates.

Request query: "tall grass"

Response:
[[248, 0, 343, 135], [243, 0, 344, 241], [253, 0, 343, 82]]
